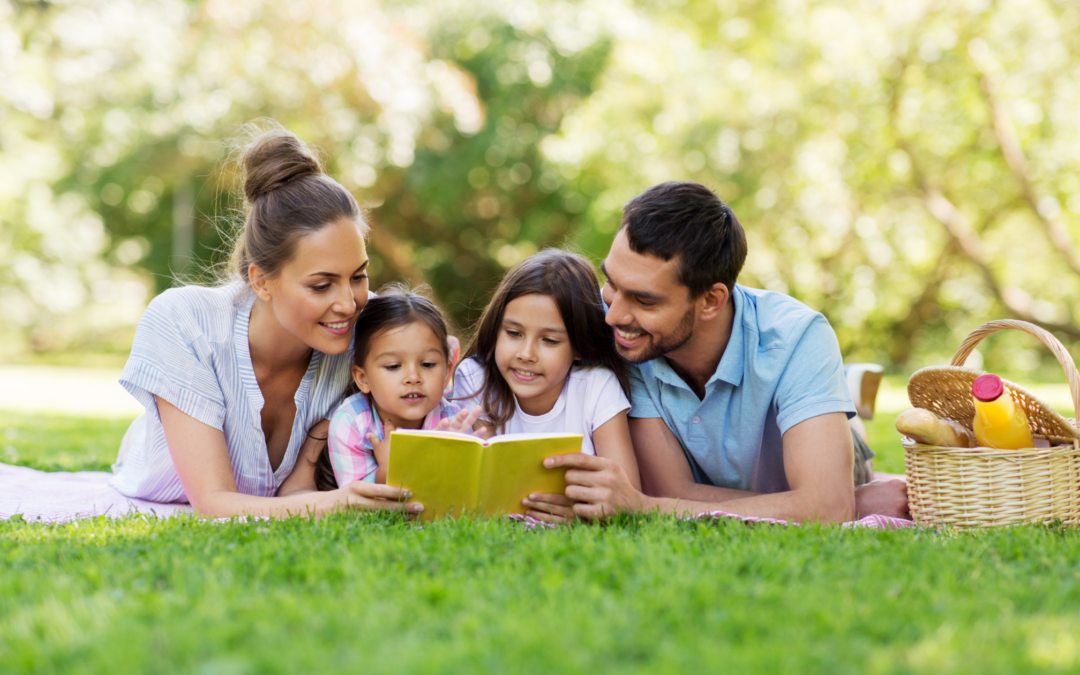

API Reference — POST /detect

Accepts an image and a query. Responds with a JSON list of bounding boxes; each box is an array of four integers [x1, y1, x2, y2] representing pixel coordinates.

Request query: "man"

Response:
[[529, 182, 908, 523]]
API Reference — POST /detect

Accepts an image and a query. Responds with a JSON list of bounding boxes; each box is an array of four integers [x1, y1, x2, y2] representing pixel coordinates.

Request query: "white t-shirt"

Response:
[[452, 358, 630, 456]]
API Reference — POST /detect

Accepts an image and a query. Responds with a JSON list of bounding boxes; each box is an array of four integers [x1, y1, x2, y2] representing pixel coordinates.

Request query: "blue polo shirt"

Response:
[[627, 284, 856, 494]]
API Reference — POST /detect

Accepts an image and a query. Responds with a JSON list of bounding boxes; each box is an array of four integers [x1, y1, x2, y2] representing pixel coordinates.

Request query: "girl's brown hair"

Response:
[[457, 249, 630, 433], [230, 123, 367, 286], [314, 286, 452, 492]]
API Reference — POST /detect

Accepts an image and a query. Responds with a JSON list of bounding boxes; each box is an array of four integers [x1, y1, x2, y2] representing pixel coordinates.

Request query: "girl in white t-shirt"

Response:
[[453, 249, 641, 517]]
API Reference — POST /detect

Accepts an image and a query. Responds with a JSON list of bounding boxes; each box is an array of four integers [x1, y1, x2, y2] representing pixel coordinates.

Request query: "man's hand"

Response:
[[854, 478, 909, 520], [543, 453, 649, 521]]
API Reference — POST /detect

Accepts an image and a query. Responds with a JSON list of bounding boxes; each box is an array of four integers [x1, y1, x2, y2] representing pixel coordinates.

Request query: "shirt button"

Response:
[[692, 416, 700, 424]]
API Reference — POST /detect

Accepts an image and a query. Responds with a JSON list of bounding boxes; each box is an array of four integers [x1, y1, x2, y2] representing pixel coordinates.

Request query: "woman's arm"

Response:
[[158, 397, 422, 518]]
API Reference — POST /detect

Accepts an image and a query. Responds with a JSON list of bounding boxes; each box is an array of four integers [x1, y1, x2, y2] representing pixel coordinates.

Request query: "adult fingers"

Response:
[[368, 498, 424, 514], [349, 481, 412, 501]]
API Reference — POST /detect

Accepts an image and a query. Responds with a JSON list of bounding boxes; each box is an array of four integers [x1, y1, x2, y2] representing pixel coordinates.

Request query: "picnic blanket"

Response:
[[0, 463, 916, 528], [0, 463, 192, 522]]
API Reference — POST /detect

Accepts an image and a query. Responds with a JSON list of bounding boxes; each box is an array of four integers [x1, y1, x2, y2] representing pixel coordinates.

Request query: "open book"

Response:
[[386, 430, 583, 521]]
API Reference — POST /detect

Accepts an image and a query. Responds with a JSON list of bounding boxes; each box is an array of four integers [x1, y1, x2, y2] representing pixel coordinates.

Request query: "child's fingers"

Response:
[[366, 432, 380, 447], [525, 508, 572, 524]]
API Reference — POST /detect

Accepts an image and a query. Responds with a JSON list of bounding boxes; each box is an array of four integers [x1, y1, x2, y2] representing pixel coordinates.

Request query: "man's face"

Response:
[[601, 230, 696, 364]]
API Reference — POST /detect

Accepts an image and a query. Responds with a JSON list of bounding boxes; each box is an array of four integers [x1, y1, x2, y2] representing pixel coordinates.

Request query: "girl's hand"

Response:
[[366, 420, 396, 484], [434, 405, 484, 435], [337, 480, 423, 516], [472, 421, 496, 440], [522, 492, 578, 524]]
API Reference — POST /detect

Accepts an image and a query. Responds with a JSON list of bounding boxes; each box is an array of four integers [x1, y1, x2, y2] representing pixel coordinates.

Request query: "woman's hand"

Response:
[[434, 405, 484, 435], [522, 492, 578, 524], [335, 480, 423, 515]]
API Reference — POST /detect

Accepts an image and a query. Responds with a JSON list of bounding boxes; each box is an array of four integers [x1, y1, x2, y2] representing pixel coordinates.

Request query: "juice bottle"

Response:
[[971, 373, 1034, 449]]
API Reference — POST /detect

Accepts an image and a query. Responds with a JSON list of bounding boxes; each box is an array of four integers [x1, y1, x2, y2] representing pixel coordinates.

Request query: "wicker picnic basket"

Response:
[[905, 319, 1080, 529]]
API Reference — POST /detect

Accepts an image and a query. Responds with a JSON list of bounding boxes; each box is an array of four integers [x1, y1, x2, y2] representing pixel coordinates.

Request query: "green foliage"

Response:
[[4, 0, 1080, 374]]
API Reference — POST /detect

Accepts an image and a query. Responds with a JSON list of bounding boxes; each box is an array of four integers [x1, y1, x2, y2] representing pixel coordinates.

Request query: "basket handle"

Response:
[[950, 319, 1080, 421]]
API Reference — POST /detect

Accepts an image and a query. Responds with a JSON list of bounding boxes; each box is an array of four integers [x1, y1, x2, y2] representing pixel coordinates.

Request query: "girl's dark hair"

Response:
[[229, 123, 368, 287], [313, 285, 452, 492], [458, 249, 629, 433]]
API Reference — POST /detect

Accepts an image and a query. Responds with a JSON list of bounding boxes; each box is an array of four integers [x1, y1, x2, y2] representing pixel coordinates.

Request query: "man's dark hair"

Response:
[[620, 181, 747, 298]]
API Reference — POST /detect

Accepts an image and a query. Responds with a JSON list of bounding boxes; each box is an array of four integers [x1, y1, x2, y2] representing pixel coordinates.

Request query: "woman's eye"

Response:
[[311, 284, 330, 292], [542, 338, 561, 345], [352, 274, 368, 283], [505, 329, 521, 338]]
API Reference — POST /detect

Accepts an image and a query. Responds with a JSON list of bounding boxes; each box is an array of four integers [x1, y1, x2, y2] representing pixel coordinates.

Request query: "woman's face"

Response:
[[259, 217, 370, 355]]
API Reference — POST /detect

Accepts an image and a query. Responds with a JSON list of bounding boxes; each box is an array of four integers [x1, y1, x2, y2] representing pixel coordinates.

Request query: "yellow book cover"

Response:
[[385, 430, 583, 521]]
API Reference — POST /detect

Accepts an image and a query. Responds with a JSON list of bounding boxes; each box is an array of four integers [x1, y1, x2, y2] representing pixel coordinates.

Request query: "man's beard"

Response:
[[616, 306, 695, 364]]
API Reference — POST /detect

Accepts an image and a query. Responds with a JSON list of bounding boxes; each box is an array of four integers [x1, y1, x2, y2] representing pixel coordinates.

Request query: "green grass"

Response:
[[5, 413, 1080, 673], [1, 412, 133, 472]]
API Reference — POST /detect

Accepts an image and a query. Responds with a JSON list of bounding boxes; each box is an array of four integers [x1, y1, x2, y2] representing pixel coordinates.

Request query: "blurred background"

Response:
[[3, 0, 1080, 383]]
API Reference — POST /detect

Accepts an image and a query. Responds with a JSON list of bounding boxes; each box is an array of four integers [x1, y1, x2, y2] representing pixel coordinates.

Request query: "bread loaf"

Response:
[[895, 408, 977, 448]]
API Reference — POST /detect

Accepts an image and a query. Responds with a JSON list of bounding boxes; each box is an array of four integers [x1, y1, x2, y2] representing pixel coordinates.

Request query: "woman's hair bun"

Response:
[[242, 129, 322, 203]]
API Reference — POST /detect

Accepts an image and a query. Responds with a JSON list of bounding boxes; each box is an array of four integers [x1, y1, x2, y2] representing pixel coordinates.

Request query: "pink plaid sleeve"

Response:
[[327, 397, 379, 485]]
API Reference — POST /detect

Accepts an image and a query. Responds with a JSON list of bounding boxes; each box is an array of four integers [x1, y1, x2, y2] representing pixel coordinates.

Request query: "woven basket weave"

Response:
[[905, 320, 1080, 529]]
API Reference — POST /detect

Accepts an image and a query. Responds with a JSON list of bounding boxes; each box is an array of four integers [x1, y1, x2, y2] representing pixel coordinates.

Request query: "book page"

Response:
[[476, 434, 583, 516], [386, 431, 484, 521]]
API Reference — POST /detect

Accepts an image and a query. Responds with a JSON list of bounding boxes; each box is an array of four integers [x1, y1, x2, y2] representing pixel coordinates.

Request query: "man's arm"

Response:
[[559, 412, 856, 523], [631, 416, 757, 503]]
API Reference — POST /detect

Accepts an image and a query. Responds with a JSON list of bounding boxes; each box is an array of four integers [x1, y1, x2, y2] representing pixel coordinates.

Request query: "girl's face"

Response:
[[494, 293, 577, 417], [258, 217, 370, 356], [353, 321, 450, 430]]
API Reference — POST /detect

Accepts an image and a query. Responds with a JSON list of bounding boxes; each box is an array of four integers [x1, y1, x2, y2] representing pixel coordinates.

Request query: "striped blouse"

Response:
[[109, 284, 353, 503]]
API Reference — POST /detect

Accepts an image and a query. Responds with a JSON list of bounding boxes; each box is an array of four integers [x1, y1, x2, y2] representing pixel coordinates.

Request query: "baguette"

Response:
[[895, 408, 976, 448]]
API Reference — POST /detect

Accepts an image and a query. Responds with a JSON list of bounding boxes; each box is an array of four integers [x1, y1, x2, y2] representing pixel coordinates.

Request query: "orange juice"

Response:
[[971, 373, 1034, 449]]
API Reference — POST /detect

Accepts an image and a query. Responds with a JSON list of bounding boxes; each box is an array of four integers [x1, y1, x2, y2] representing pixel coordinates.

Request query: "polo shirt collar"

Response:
[[711, 284, 745, 387]]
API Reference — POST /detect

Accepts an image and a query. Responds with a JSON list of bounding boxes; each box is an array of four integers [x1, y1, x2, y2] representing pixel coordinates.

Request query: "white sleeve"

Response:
[[584, 367, 631, 431], [450, 358, 486, 411]]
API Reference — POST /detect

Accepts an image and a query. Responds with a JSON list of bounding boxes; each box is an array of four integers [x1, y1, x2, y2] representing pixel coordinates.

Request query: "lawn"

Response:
[[3, 412, 1080, 674]]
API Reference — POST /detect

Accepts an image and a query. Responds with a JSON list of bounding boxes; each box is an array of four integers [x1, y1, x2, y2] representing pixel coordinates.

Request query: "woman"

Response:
[[110, 124, 423, 518]]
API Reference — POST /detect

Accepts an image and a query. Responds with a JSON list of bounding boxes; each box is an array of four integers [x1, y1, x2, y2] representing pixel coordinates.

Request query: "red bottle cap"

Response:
[[972, 373, 1005, 402]]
